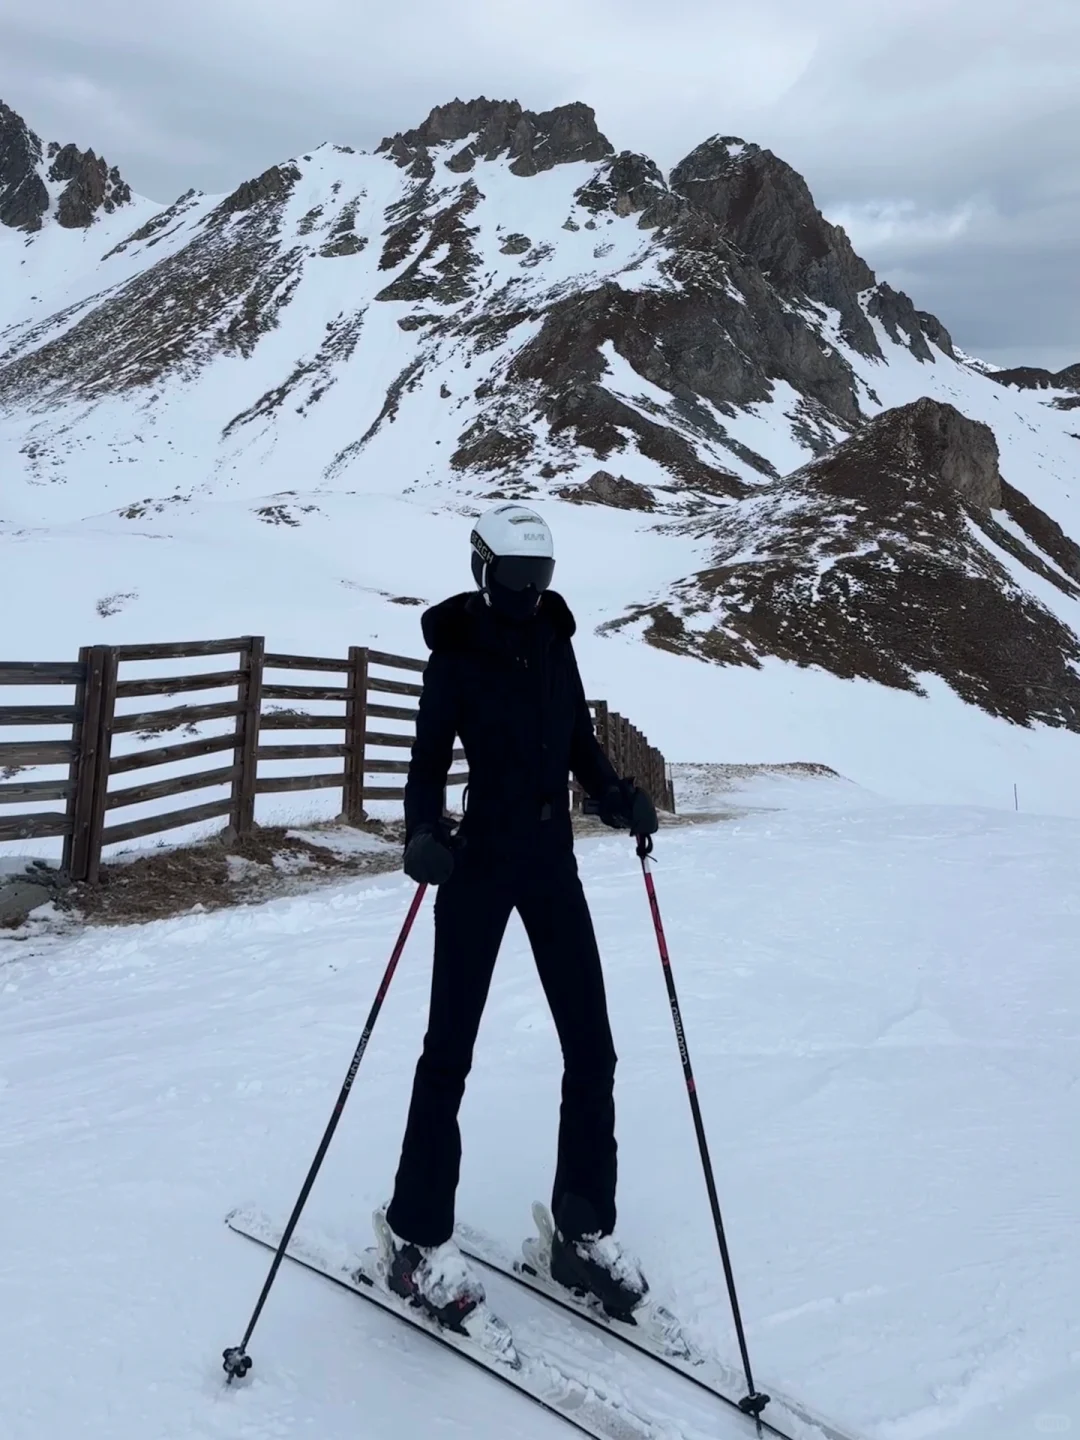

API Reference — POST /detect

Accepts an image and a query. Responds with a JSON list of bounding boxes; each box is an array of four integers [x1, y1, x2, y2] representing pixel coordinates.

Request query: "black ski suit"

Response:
[[386, 590, 623, 1248]]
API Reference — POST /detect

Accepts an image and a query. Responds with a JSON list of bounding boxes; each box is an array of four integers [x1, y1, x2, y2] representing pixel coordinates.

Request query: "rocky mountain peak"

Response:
[[633, 395, 1080, 731], [0, 100, 48, 231], [378, 96, 613, 178], [819, 396, 1003, 511], [668, 134, 949, 363], [0, 97, 131, 233], [670, 136, 872, 299]]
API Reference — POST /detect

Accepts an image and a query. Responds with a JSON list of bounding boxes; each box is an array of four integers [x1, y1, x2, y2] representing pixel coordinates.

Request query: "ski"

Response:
[[225, 1206, 662, 1440], [457, 1203, 863, 1440]]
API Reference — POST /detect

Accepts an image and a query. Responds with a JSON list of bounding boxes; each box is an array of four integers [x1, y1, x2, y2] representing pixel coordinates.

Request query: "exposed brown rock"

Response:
[[877, 396, 1003, 511], [667, 136, 951, 368], [559, 469, 656, 510], [574, 152, 682, 229], [991, 363, 1080, 393], [0, 101, 48, 230], [0, 168, 305, 401], [103, 189, 200, 258], [622, 398, 1080, 730], [508, 253, 864, 479], [451, 423, 534, 471], [0, 102, 131, 232], [51, 145, 132, 228], [670, 136, 879, 354], [446, 144, 476, 173], [218, 164, 302, 217], [998, 480, 1080, 587], [916, 310, 956, 358], [499, 232, 532, 255], [375, 184, 482, 303], [378, 98, 613, 177], [319, 199, 368, 257], [867, 283, 934, 361]]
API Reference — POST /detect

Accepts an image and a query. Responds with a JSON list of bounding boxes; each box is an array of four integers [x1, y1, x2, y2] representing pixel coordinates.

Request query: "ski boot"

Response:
[[376, 1215, 484, 1331], [523, 1202, 689, 1354], [374, 1210, 520, 1365], [550, 1223, 649, 1322]]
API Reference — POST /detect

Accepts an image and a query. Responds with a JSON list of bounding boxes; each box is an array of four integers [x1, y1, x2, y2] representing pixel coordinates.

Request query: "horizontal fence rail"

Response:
[[1, 637, 675, 883]]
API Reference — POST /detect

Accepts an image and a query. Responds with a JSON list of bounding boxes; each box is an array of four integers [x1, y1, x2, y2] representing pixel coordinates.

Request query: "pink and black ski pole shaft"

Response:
[[223, 882, 429, 1383], [635, 831, 770, 1420]]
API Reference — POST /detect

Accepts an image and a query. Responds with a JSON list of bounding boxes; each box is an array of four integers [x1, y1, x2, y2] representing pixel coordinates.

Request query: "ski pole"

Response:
[[634, 832, 770, 1421], [223, 882, 429, 1383]]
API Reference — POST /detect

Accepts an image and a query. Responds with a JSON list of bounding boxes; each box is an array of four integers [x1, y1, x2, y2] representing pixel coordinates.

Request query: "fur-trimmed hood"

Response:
[[420, 590, 577, 652]]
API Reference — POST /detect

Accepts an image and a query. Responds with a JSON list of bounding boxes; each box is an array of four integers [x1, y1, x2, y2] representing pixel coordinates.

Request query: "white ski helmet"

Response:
[[470, 503, 555, 596]]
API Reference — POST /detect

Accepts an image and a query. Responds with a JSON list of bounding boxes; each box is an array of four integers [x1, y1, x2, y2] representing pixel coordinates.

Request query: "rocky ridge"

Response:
[[610, 398, 1080, 728], [378, 97, 614, 177], [0, 100, 131, 232]]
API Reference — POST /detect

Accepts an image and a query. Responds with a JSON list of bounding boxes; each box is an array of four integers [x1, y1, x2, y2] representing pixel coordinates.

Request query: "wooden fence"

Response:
[[0, 637, 675, 883]]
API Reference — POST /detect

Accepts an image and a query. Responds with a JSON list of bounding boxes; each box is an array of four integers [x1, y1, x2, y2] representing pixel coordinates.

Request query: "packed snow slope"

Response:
[[3, 95, 1080, 816], [2, 787, 1079, 1440]]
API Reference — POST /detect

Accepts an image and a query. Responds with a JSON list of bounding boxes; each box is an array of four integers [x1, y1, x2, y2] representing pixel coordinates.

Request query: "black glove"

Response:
[[597, 780, 658, 837], [628, 786, 659, 837], [403, 821, 455, 886]]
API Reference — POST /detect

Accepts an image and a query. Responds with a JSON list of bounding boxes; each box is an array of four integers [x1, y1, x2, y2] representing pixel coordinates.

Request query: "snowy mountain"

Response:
[[2, 94, 1080, 813]]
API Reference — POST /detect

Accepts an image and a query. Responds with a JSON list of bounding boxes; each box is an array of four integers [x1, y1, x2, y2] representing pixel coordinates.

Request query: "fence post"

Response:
[[593, 700, 611, 765], [83, 647, 118, 885], [66, 646, 106, 881], [228, 636, 265, 840], [341, 645, 369, 826], [608, 712, 621, 776]]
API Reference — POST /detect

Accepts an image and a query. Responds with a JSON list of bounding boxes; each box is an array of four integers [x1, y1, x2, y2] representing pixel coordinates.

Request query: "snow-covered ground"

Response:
[[2, 782, 1078, 1440]]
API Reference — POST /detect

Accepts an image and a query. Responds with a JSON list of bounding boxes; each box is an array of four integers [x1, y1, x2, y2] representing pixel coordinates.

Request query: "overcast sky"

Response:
[[2, 0, 1077, 370]]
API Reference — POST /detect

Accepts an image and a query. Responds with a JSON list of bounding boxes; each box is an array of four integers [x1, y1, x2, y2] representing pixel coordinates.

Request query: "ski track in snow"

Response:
[[2, 802, 1079, 1440]]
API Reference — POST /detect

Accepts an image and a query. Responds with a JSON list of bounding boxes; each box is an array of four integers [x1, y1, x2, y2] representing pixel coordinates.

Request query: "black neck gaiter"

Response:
[[486, 578, 542, 623]]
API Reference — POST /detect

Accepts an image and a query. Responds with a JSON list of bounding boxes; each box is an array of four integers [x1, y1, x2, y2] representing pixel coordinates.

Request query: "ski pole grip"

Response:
[[582, 797, 653, 854]]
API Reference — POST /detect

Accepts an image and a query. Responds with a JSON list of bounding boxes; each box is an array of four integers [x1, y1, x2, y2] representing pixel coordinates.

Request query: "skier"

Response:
[[380, 502, 659, 1333]]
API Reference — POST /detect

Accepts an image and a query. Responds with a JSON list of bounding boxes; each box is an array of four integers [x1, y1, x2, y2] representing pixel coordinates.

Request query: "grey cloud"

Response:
[[0, 0, 1077, 367]]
